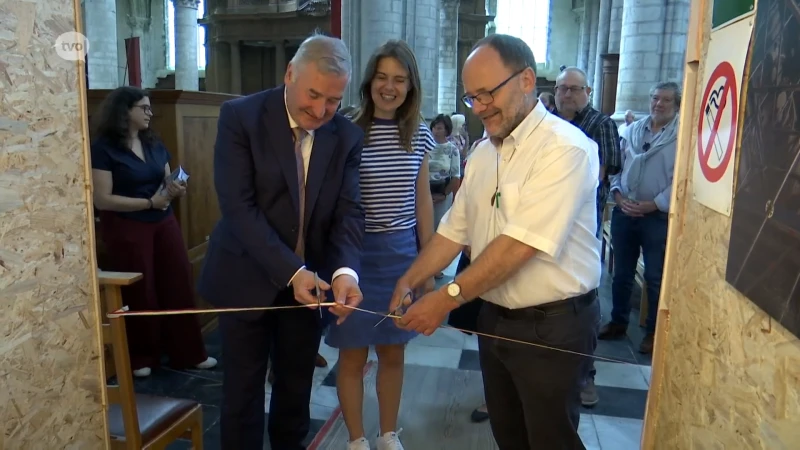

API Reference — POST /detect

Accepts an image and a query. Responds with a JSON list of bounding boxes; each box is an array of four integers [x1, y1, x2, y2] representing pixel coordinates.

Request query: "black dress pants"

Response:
[[478, 292, 600, 450], [218, 289, 322, 450]]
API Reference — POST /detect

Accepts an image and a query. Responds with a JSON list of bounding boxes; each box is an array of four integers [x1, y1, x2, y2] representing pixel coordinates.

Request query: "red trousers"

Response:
[[100, 212, 207, 370]]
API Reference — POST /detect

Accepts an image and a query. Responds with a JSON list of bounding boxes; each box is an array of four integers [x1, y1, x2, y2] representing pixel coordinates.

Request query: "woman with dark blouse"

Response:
[[90, 87, 215, 377]]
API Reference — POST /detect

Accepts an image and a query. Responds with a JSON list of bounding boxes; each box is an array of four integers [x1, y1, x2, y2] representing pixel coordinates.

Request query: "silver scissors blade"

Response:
[[314, 272, 323, 317], [374, 291, 412, 328]]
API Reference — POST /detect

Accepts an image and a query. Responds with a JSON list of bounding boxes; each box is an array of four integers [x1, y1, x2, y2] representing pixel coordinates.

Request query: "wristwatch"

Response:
[[445, 281, 468, 305]]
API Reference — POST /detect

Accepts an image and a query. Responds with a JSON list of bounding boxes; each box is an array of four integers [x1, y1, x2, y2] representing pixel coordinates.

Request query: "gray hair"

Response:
[[650, 81, 682, 108], [290, 31, 352, 80]]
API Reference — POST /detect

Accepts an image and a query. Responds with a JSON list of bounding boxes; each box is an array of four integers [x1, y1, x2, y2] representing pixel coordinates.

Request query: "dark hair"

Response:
[[430, 114, 453, 136], [353, 40, 423, 153], [91, 86, 156, 149], [471, 34, 537, 74]]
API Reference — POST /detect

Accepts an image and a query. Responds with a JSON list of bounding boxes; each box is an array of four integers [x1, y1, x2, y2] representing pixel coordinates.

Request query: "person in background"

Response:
[[554, 66, 621, 407], [538, 91, 556, 113], [618, 109, 635, 135], [429, 114, 462, 279], [325, 39, 435, 450], [448, 113, 469, 162], [600, 82, 680, 355], [90, 86, 217, 378]]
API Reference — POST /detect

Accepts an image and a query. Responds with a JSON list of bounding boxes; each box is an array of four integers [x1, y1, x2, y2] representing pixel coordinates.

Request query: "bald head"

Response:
[[554, 66, 591, 118], [461, 34, 538, 139]]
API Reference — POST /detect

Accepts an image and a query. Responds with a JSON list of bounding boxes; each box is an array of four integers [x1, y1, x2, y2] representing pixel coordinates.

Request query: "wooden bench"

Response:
[[99, 270, 204, 449]]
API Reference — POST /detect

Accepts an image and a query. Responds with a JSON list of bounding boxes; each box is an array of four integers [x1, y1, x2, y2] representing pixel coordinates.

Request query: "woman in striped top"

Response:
[[325, 40, 435, 450]]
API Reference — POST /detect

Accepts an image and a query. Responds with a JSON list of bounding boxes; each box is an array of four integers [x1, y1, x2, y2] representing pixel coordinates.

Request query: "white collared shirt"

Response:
[[438, 101, 601, 308], [284, 88, 358, 285]]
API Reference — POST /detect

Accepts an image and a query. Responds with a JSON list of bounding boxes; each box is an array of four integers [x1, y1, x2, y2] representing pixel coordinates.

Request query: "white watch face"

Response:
[[447, 283, 461, 297]]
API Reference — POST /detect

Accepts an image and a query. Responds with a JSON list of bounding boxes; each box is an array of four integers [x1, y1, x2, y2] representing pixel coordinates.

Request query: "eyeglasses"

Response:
[[134, 105, 153, 114], [461, 68, 528, 108], [555, 85, 586, 94]]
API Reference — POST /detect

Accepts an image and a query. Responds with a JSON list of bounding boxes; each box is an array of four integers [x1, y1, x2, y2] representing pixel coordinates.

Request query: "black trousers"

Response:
[[478, 292, 600, 450], [218, 289, 322, 450]]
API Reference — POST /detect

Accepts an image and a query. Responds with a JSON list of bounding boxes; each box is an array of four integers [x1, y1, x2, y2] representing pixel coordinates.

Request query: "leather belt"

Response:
[[494, 289, 597, 319]]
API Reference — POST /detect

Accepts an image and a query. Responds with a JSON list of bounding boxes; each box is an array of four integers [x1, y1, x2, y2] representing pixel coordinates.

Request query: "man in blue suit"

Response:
[[197, 32, 365, 450]]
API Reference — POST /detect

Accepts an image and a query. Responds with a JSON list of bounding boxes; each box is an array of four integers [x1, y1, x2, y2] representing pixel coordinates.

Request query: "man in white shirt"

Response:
[[389, 34, 602, 449]]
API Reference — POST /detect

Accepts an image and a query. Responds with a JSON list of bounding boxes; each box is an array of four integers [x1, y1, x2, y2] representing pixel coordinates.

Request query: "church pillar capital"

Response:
[[126, 15, 151, 32], [172, 0, 200, 10]]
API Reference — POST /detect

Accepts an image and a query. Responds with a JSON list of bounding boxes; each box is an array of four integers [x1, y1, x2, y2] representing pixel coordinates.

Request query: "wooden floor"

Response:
[[310, 363, 498, 449]]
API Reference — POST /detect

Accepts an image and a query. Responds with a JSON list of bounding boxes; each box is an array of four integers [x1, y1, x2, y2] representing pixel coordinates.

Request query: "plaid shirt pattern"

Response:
[[566, 104, 622, 206]]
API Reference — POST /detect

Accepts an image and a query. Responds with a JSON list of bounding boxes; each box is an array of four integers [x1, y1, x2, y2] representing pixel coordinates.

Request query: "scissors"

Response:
[[374, 291, 413, 328], [313, 272, 323, 318]]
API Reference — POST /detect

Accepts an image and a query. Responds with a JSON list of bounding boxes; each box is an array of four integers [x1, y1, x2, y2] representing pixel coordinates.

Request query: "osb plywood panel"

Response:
[[0, 1, 106, 449], [649, 0, 800, 448]]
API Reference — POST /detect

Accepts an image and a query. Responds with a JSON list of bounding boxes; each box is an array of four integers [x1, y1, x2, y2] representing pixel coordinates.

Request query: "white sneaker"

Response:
[[376, 429, 404, 450], [196, 357, 217, 369], [133, 367, 151, 377], [347, 437, 370, 450]]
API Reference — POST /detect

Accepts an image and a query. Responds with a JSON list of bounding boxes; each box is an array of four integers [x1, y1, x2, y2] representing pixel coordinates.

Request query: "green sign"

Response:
[[712, 0, 755, 29]]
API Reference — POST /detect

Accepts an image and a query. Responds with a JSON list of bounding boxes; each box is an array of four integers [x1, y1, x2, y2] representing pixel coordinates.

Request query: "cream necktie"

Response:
[[292, 127, 307, 258]]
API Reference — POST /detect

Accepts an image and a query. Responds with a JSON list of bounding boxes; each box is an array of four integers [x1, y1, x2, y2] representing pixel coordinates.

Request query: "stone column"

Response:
[[405, 0, 440, 119], [577, 5, 591, 70], [592, 0, 611, 109], [84, 0, 118, 88], [172, 0, 200, 90], [230, 40, 241, 94], [586, 0, 599, 85], [659, 0, 691, 82], [438, 0, 460, 114], [613, 0, 668, 119], [608, 0, 623, 54]]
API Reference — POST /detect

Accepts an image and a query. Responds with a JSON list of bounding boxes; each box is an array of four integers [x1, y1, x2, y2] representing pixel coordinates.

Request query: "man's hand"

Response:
[[418, 277, 435, 297], [291, 269, 330, 307], [329, 274, 363, 325], [615, 192, 646, 217], [388, 278, 415, 317], [395, 289, 460, 336], [625, 200, 658, 215]]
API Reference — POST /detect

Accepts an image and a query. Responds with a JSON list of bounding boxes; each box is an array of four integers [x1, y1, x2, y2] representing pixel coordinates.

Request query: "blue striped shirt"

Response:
[[360, 119, 435, 233]]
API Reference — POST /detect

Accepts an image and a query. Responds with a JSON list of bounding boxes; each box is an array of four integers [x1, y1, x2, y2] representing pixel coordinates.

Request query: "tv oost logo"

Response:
[[54, 31, 90, 62]]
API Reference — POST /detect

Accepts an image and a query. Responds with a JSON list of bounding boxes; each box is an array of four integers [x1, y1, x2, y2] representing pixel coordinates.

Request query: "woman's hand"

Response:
[[150, 192, 171, 210], [166, 180, 186, 198], [432, 193, 446, 204]]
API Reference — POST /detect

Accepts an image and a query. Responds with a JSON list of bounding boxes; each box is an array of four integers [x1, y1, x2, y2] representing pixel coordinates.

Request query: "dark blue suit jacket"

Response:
[[197, 86, 365, 310]]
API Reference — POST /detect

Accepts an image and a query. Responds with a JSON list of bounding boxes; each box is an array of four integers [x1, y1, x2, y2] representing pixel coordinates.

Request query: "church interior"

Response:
[[3, 0, 800, 449]]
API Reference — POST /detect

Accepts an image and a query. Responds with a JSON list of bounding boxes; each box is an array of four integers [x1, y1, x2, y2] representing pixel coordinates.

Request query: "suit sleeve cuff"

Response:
[[332, 267, 359, 284], [287, 265, 306, 286]]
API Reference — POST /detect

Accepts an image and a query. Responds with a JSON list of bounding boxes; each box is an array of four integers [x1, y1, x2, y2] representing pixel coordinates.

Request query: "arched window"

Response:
[[494, 0, 550, 65], [166, 0, 207, 71]]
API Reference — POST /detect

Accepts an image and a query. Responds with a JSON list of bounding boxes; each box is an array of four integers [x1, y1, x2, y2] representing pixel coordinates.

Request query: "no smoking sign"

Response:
[[697, 61, 738, 183]]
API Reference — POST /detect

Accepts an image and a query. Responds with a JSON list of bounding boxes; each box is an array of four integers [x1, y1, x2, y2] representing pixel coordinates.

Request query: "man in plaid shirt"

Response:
[[555, 66, 621, 408]]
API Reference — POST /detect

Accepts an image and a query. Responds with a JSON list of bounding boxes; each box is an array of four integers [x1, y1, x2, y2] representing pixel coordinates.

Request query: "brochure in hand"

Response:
[[159, 166, 190, 196]]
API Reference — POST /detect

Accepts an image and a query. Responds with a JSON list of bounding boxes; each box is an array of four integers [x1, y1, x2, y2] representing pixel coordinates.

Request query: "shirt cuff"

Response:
[[287, 265, 306, 286], [332, 267, 359, 284]]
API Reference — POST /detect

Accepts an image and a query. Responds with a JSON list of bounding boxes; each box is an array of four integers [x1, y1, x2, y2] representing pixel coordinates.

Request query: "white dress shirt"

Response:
[[437, 100, 601, 308], [284, 89, 359, 285]]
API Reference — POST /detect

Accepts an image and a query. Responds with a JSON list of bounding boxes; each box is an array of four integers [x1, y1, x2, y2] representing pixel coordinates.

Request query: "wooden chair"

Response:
[[99, 270, 204, 449]]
